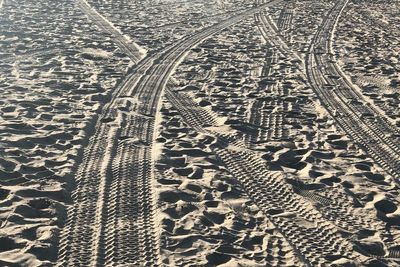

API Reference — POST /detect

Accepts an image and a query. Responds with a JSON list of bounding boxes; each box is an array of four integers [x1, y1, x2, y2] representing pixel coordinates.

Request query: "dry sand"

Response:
[[1, 0, 400, 266]]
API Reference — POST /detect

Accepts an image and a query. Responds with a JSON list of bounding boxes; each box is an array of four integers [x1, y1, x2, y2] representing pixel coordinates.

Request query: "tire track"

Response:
[[57, 1, 284, 266], [76, 0, 145, 63], [277, 5, 293, 32], [253, 1, 391, 236], [165, 88, 363, 265], [256, 0, 400, 181], [165, 87, 400, 262], [57, 121, 118, 266], [149, 9, 244, 30], [276, 1, 294, 44], [246, 1, 299, 147], [255, 2, 400, 256], [245, 98, 290, 145], [255, 8, 304, 68], [305, 0, 400, 184]]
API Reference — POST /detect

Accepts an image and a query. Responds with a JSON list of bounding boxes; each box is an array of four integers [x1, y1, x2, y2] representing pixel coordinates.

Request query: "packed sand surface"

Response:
[[0, 0, 399, 266]]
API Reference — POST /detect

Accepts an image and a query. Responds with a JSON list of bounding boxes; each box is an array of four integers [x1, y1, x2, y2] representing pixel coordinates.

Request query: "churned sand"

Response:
[[1, 0, 399, 266]]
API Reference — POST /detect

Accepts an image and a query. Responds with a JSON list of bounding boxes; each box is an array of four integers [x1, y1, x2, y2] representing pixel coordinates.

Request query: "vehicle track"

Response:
[[245, 98, 289, 145], [254, 1, 400, 255], [305, 0, 400, 183], [166, 86, 400, 262], [277, 6, 293, 32], [246, 5, 298, 148], [260, 49, 274, 77], [165, 2, 400, 261], [255, 8, 304, 68], [276, 2, 294, 43], [76, 0, 145, 63], [149, 9, 244, 30], [256, 0, 400, 182], [57, 1, 284, 266], [256, 0, 399, 231], [165, 88, 364, 265]]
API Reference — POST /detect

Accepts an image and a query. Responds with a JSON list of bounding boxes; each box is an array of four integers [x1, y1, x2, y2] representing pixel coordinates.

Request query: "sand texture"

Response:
[[1, 0, 399, 266]]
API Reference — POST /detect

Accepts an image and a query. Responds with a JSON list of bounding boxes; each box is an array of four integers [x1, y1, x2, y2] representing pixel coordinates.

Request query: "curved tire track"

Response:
[[57, 1, 283, 266], [256, 1, 400, 257], [256, 0, 400, 207], [305, 0, 400, 184]]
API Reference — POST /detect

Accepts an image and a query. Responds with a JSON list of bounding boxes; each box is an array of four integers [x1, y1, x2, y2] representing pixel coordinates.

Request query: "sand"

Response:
[[1, 0, 400, 266], [333, 1, 400, 125], [0, 0, 133, 265]]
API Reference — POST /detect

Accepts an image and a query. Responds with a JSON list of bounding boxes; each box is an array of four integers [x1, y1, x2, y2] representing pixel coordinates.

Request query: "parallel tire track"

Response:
[[253, 2, 390, 237], [57, 122, 118, 266], [256, 1, 400, 255], [305, 0, 400, 184], [255, 10, 304, 68], [257, 0, 400, 184], [57, 1, 284, 265]]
